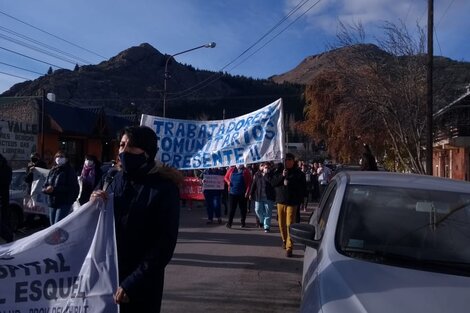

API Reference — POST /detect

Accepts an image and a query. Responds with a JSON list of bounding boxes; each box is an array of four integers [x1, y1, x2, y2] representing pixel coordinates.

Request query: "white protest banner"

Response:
[[0, 198, 118, 313], [24, 167, 50, 216], [202, 175, 225, 191], [141, 98, 285, 170]]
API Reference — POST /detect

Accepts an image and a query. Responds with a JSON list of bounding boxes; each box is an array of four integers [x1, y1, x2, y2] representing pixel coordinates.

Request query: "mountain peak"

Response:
[[104, 42, 164, 67]]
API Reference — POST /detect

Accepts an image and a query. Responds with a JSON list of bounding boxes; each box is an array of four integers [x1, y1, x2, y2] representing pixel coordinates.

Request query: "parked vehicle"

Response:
[[290, 171, 470, 313], [9, 169, 49, 230], [8, 169, 27, 231]]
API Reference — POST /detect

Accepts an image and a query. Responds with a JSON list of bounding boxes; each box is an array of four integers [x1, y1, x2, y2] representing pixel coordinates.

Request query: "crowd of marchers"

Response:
[[0, 133, 379, 312], [181, 154, 339, 258]]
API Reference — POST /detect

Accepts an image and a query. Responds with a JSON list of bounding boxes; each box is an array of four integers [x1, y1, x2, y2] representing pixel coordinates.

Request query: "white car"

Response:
[[290, 171, 470, 313], [9, 169, 49, 230]]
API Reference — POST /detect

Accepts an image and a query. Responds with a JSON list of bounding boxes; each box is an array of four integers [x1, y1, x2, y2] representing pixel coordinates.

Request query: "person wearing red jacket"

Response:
[[224, 164, 252, 228]]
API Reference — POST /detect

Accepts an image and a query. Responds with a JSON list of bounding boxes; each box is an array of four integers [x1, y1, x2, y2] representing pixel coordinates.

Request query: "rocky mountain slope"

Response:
[[1, 43, 305, 119], [3, 43, 469, 118]]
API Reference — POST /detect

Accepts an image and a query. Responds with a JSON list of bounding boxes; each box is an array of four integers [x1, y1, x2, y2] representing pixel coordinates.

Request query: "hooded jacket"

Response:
[[105, 162, 182, 310]]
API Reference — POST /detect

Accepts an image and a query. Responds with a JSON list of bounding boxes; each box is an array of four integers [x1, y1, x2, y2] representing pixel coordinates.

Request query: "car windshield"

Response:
[[337, 185, 470, 274], [10, 171, 26, 191]]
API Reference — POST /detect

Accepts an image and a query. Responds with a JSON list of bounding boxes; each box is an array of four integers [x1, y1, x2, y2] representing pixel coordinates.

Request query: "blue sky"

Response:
[[1, 0, 469, 94]]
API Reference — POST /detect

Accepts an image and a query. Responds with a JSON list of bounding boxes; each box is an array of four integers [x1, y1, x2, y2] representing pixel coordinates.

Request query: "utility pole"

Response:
[[41, 89, 46, 159], [426, 0, 434, 175]]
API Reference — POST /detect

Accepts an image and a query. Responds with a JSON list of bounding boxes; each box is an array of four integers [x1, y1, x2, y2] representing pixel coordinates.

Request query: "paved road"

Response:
[[161, 203, 314, 313], [1, 203, 315, 313]]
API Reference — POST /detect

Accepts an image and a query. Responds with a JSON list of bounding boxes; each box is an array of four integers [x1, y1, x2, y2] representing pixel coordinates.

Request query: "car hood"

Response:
[[303, 257, 470, 313], [9, 189, 25, 201]]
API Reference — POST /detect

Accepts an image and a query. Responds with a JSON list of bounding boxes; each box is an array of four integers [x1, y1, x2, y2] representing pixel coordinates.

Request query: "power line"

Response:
[[433, 26, 443, 56], [0, 61, 44, 75], [0, 70, 31, 80], [0, 9, 107, 60], [167, 0, 319, 102], [437, 0, 456, 27], [0, 25, 92, 64], [0, 46, 64, 69], [228, 0, 323, 73], [168, 0, 322, 102], [218, 0, 312, 72], [0, 32, 84, 66]]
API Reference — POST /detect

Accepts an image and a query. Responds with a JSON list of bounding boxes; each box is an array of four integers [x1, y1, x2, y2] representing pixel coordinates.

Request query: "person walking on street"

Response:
[[202, 167, 224, 224], [269, 153, 306, 257], [91, 125, 183, 312], [42, 151, 79, 225], [0, 153, 13, 243], [224, 164, 252, 228], [317, 162, 332, 199], [311, 162, 320, 202], [249, 162, 276, 232], [300, 163, 313, 213]]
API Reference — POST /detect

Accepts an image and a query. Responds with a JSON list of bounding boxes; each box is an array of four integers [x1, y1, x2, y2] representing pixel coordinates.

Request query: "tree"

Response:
[[47, 67, 53, 75], [74, 64, 79, 71], [299, 20, 427, 173]]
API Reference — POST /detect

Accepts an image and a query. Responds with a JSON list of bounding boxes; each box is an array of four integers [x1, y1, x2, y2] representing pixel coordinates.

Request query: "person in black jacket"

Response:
[[91, 126, 183, 313], [269, 153, 306, 257], [0, 153, 13, 243], [360, 143, 378, 171], [249, 161, 276, 232], [42, 150, 79, 225]]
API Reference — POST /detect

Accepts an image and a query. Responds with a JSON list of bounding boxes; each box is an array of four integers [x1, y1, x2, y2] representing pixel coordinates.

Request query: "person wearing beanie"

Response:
[[90, 125, 183, 313]]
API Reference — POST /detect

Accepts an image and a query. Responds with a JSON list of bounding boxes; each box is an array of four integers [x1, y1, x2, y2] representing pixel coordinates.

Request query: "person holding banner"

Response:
[[42, 150, 79, 225], [224, 164, 252, 228], [91, 125, 183, 312], [202, 167, 224, 224]]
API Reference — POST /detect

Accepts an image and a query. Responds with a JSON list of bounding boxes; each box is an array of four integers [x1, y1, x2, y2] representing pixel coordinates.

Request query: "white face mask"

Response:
[[85, 160, 94, 166], [55, 157, 66, 165]]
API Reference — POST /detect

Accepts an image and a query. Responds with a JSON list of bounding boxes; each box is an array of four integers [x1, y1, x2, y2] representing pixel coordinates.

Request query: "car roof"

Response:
[[336, 171, 470, 193]]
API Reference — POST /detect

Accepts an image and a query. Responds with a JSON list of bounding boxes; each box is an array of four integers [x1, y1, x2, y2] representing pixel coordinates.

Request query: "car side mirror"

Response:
[[290, 223, 319, 249]]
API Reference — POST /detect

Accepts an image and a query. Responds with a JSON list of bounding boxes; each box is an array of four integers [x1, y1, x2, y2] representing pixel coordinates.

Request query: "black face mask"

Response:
[[119, 152, 147, 174]]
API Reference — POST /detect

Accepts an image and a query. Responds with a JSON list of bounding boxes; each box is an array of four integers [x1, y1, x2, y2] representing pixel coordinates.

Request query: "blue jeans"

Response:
[[204, 191, 221, 220], [254, 199, 274, 230], [50, 204, 71, 225]]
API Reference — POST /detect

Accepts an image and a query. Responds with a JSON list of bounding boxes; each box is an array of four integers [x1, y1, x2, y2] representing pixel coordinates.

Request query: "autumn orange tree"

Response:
[[298, 21, 427, 173]]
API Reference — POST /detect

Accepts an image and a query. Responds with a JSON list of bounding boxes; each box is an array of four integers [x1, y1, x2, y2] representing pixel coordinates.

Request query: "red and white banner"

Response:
[[180, 177, 204, 200]]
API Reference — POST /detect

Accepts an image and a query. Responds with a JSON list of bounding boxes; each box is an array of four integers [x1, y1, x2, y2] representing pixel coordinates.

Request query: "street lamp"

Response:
[[163, 42, 216, 117]]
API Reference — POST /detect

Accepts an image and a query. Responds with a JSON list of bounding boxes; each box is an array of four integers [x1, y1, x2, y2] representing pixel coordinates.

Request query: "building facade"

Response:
[[0, 97, 133, 170]]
